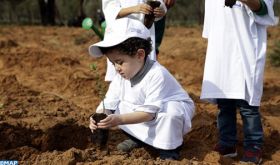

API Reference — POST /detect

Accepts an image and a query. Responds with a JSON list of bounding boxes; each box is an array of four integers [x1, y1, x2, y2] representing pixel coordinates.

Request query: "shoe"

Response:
[[214, 143, 237, 158], [159, 150, 180, 160], [159, 144, 182, 160], [117, 139, 141, 152], [241, 146, 262, 164]]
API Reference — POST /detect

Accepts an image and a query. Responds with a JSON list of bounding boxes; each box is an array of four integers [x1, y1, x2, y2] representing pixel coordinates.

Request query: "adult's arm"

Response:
[[239, 0, 262, 12]]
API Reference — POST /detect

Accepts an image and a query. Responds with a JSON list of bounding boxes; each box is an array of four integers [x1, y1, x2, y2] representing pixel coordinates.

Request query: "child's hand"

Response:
[[89, 117, 98, 132], [134, 4, 153, 15], [154, 7, 166, 18], [97, 114, 122, 129]]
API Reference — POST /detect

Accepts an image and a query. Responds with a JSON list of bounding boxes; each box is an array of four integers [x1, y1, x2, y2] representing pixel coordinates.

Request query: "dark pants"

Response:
[[217, 99, 263, 149], [155, 16, 166, 55]]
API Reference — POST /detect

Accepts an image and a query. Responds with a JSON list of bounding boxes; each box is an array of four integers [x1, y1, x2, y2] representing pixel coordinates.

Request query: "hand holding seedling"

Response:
[[89, 117, 98, 131], [153, 7, 165, 18], [90, 113, 109, 148], [89, 114, 119, 131], [144, 0, 161, 28], [97, 114, 122, 129], [133, 4, 153, 14]]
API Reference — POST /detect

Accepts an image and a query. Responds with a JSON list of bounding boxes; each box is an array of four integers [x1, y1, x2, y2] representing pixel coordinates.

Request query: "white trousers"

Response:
[[118, 100, 195, 150]]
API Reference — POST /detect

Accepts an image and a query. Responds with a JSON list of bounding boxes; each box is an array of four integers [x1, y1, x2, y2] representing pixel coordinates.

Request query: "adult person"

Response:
[[201, 0, 277, 164]]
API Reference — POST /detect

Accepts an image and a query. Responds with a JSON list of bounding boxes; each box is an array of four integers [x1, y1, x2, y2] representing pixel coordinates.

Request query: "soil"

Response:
[[0, 25, 279, 165]]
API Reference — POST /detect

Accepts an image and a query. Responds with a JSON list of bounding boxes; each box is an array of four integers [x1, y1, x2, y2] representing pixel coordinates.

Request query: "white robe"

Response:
[[102, 0, 167, 81], [201, 0, 277, 106], [96, 62, 195, 149]]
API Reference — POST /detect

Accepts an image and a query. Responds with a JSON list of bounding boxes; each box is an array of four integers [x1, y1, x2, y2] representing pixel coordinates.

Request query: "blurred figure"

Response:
[[38, 0, 56, 25], [155, 0, 176, 55], [97, 9, 105, 26], [67, 0, 86, 27]]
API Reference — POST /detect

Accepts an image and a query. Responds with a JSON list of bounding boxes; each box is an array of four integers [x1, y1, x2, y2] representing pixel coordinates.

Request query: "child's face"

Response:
[[106, 49, 145, 80]]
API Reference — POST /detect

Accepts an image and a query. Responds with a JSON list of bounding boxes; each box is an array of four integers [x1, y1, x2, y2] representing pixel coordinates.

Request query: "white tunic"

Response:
[[96, 62, 195, 149], [201, 0, 277, 106], [102, 0, 167, 81]]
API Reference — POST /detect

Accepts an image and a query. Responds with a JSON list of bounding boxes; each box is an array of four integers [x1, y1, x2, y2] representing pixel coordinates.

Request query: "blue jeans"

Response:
[[217, 99, 263, 149]]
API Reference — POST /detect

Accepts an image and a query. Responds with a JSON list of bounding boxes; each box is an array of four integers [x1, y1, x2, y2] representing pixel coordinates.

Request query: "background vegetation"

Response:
[[269, 40, 280, 67], [1, 0, 280, 25], [1, 0, 280, 66]]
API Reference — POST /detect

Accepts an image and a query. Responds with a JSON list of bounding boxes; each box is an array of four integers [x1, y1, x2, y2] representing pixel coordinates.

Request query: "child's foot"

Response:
[[240, 145, 262, 165], [159, 150, 180, 160], [159, 145, 182, 160], [214, 143, 237, 158], [117, 139, 141, 152]]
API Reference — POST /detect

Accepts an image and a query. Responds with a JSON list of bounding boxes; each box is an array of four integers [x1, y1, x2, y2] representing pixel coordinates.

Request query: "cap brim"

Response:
[[88, 37, 128, 58], [88, 41, 108, 58]]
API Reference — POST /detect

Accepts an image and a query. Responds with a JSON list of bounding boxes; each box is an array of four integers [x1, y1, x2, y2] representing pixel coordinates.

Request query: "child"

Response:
[[88, 18, 194, 160], [201, 0, 277, 164], [102, 0, 167, 81]]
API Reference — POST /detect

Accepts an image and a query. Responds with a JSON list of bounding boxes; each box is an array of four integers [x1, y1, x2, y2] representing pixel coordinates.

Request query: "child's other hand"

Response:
[[97, 114, 122, 129], [134, 4, 153, 14], [154, 7, 166, 18], [89, 117, 97, 132]]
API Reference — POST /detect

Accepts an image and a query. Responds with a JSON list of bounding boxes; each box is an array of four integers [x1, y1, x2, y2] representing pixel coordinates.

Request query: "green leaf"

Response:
[[0, 103, 4, 109], [90, 63, 97, 70]]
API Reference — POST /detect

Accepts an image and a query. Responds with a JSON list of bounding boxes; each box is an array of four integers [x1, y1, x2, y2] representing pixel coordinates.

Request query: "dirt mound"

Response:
[[0, 25, 280, 164]]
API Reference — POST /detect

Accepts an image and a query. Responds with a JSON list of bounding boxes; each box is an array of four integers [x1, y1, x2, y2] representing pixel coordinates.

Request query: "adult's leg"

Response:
[[217, 99, 238, 147], [154, 16, 166, 55], [237, 99, 263, 164], [237, 100, 263, 148]]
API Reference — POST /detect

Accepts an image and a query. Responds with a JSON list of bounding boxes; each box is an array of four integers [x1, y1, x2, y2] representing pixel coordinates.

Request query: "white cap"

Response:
[[88, 18, 150, 57]]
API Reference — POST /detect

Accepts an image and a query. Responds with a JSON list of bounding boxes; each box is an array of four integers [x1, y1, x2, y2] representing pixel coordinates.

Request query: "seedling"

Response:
[[89, 63, 109, 149], [90, 63, 106, 99], [0, 103, 3, 109]]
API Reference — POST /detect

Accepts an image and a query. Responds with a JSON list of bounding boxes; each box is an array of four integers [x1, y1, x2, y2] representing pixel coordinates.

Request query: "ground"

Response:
[[0, 25, 279, 165]]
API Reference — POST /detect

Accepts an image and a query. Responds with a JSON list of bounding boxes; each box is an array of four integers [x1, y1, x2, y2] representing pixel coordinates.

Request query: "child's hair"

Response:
[[100, 37, 152, 59]]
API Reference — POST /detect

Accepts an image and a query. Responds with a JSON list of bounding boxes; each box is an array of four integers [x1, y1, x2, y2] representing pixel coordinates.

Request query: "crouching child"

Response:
[[88, 18, 195, 160]]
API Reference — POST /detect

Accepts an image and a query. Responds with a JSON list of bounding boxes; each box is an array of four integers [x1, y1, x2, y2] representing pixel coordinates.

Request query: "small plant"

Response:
[[89, 63, 109, 150], [269, 40, 280, 67], [90, 63, 107, 99], [90, 63, 97, 71], [0, 103, 3, 109]]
